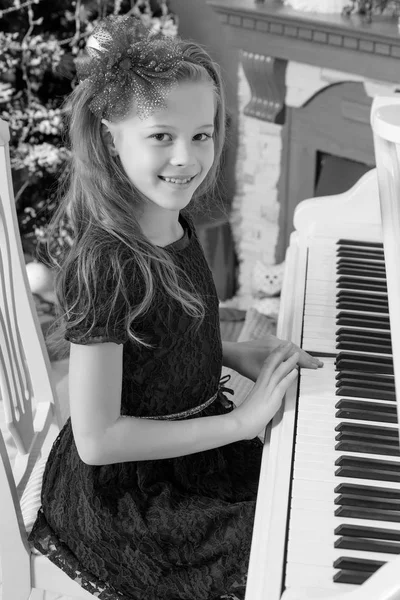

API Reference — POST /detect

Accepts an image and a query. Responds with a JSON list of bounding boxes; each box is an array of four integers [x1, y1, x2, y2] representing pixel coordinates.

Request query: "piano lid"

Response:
[[371, 96, 400, 441]]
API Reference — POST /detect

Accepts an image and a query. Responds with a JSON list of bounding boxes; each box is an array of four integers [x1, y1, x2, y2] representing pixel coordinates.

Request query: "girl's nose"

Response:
[[170, 141, 195, 167]]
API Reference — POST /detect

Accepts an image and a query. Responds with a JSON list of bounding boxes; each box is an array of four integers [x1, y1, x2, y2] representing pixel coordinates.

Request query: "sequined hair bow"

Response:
[[75, 15, 184, 121]]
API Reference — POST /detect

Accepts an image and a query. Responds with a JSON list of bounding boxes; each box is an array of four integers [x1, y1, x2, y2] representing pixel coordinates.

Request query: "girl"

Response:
[[29, 15, 322, 600]]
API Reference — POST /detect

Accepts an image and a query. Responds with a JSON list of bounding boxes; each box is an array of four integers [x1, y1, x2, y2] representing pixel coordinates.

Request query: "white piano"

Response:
[[245, 97, 400, 600]]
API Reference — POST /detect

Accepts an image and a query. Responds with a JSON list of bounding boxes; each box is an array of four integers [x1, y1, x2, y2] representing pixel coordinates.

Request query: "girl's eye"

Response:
[[194, 133, 213, 141], [151, 133, 171, 142]]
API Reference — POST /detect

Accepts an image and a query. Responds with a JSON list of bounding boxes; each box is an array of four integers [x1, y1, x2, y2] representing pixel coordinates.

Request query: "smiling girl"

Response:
[[29, 15, 320, 600]]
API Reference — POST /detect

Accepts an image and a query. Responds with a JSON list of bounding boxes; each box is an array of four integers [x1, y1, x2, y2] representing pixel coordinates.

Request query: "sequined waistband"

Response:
[[137, 374, 234, 421]]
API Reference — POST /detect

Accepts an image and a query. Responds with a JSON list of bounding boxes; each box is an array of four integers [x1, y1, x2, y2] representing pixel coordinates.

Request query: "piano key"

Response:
[[335, 441, 400, 457], [335, 495, 400, 510], [337, 260, 386, 269], [335, 381, 395, 394], [336, 431, 399, 444], [335, 422, 399, 437], [335, 386, 396, 401], [334, 506, 400, 522], [335, 372, 395, 385], [335, 352, 394, 373], [280, 235, 400, 597], [335, 522, 400, 541], [333, 570, 374, 584], [336, 327, 392, 340], [335, 537, 400, 554], [337, 239, 383, 248], [334, 485, 400, 500], [335, 467, 400, 483], [336, 314, 390, 329], [285, 561, 358, 590], [337, 301, 389, 313], [333, 556, 386, 572], [335, 409, 397, 423]]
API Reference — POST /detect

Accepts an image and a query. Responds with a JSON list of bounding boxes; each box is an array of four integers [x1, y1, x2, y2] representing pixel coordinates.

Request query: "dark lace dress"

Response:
[[29, 214, 263, 600]]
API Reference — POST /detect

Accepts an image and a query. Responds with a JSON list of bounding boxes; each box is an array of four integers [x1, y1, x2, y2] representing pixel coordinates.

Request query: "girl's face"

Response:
[[106, 80, 216, 219]]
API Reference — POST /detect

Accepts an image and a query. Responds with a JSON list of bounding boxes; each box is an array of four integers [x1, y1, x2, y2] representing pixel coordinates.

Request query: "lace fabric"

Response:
[[29, 214, 263, 600]]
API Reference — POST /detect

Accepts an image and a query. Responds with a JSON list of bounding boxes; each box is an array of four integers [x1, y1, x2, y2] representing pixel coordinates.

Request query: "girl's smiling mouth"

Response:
[[158, 175, 196, 185]]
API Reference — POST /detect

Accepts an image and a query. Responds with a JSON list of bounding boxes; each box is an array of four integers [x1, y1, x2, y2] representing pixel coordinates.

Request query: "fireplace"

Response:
[[207, 0, 400, 308]]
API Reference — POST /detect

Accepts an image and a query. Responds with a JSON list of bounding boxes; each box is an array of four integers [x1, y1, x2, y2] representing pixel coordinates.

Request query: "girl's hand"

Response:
[[232, 336, 323, 382], [231, 342, 299, 440]]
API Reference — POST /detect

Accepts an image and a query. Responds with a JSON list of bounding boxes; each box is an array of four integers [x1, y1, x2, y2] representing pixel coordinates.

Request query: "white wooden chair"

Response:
[[0, 117, 95, 599]]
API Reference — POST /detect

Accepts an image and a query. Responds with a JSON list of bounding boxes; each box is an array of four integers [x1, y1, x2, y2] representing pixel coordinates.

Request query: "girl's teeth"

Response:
[[163, 177, 192, 184]]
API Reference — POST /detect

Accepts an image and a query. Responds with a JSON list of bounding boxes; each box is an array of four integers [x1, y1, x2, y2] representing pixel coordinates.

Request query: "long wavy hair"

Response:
[[45, 36, 227, 359]]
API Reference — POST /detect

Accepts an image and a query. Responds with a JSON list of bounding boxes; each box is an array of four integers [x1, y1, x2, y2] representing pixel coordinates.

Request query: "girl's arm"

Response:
[[69, 340, 297, 466], [69, 341, 240, 466], [221, 340, 239, 370]]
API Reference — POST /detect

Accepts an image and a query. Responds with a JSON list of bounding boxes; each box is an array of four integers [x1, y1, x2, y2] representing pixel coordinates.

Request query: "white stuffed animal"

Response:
[[251, 260, 285, 318]]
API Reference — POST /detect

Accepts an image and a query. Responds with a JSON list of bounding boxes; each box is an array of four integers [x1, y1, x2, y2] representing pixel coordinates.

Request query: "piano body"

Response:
[[245, 96, 400, 600]]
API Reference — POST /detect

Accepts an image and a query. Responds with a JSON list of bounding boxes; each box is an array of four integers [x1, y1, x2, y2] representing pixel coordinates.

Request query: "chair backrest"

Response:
[[0, 117, 64, 553], [0, 118, 62, 455]]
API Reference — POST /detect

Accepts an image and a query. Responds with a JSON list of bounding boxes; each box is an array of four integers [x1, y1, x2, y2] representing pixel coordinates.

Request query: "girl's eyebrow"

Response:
[[145, 124, 214, 129]]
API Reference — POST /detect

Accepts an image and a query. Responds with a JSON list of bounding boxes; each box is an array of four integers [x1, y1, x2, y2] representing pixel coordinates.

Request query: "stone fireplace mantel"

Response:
[[204, 0, 400, 314], [207, 0, 400, 83]]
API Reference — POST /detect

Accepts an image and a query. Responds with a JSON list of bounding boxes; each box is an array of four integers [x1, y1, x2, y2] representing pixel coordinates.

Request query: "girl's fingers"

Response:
[[272, 367, 299, 398], [265, 351, 299, 393]]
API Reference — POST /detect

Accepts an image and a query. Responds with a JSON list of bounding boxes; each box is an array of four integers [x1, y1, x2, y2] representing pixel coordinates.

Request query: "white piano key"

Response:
[[285, 562, 357, 590], [288, 509, 400, 533], [286, 543, 396, 569], [291, 477, 399, 500]]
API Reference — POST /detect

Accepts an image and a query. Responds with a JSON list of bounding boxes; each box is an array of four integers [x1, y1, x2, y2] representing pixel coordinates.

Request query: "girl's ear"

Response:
[[101, 119, 119, 157]]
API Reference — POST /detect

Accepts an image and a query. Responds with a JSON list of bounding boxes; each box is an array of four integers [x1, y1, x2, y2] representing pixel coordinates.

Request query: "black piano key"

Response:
[[335, 506, 400, 522], [336, 374, 394, 386], [336, 432, 400, 445], [337, 302, 389, 313], [335, 440, 400, 456], [335, 494, 400, 510], [337, 268, 387, 279], [336, 338, 392, 351], [335, 422, 399, 440], [336, 343, 392, 355], [335, 466, 400, 481], [337, 239, 383, 248], [335, 353, 394, 374], [337, 248, 385, 258], [337, 290, 387, 300], [334, 483, 400, 500], [335, 457, 400, 482], [333, 570, 372, 584], [337, 241, 384, 251], [335, 400, 397, 412], [335, 386, 396, 401], [335, 372, 395, 385], [338, 263, 386, 273], [336, 314, 390, 330], [337, 246, 385, 256], [333, 556, 385, 572], [337, 280, 387, 293], [335, 410, 398, 424], [335, 456, 400, 472], [336, 328, 391, 341], [335, 523, 400, 541], [335, 536, 400, 553], [335, 381, 395, 395], [337, 260, 386, 271], [337, 295, 388, 305]]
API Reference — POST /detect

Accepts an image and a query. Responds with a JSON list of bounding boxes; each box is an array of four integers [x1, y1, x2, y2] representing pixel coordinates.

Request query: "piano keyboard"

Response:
[[303, 239, 390, 356], [284, 239, 400, 595]]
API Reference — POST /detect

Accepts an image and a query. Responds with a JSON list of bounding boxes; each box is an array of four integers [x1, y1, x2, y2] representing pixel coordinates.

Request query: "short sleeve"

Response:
[[64, 263, 129, 346]]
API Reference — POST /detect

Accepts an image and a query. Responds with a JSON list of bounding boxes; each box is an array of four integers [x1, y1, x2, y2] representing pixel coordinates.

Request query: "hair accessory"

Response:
[[76, 15, 184, 121]]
